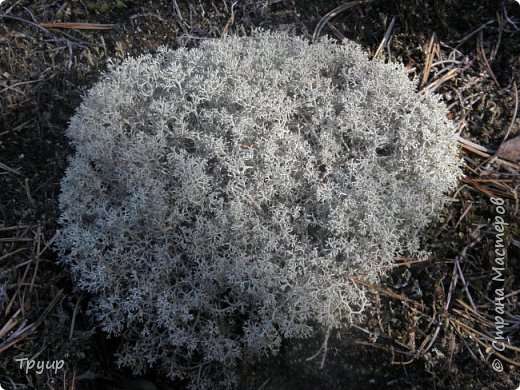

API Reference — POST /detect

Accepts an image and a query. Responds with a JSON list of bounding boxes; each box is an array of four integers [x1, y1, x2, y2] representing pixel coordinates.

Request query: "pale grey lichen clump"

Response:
[[56, 30, 460, 388]]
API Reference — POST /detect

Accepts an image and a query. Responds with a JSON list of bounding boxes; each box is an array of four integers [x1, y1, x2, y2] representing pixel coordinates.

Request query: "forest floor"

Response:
[[0, 0, 519, 389]]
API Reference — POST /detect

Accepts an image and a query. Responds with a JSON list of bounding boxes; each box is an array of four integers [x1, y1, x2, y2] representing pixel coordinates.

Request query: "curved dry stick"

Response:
[[313, 0, 375, 43]]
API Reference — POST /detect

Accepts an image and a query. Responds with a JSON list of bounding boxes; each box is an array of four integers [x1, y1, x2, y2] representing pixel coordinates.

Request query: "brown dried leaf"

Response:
[[495, 136, 520, 162]]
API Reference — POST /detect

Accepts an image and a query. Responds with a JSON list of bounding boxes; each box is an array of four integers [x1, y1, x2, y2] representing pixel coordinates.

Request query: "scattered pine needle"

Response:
[[421, 33, 437, 87], [347, 276, 425, 309], [39, 22, 115, 30]]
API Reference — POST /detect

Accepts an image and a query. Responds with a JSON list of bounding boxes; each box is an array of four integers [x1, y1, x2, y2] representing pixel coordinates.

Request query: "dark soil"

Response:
[[1, 1, 519, 389]]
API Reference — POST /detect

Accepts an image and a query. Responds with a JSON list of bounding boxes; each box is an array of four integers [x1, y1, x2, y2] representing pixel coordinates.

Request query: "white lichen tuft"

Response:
[[56, 30, 461, 389]]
